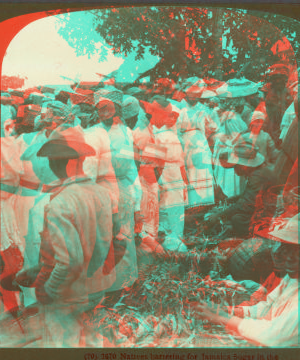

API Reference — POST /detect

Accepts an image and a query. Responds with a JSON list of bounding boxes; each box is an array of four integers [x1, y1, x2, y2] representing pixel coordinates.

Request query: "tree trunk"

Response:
[[213, 8, 223, 80]]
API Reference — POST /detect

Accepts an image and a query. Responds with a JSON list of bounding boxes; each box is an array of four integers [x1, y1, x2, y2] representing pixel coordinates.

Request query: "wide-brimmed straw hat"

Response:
[[267, 214, 299, 245], [37, 125, 96, 159], [219, 133, 265, 168], [217, 78, 259, 98]]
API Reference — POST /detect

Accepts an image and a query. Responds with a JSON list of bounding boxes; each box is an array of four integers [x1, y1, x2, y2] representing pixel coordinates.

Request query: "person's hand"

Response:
[[188, 301, 228, 325]]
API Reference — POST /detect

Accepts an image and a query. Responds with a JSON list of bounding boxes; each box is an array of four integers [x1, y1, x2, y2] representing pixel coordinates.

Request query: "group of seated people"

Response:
[[0, 62, 298, 347]]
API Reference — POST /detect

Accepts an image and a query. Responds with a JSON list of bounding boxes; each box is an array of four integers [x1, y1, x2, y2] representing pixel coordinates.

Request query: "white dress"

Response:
[[154, 125, 187, 251], [177, 105, 215, 208], [133, 121, 159, 238], [213, 111, 248, 198], [103, 121, 140, 291]]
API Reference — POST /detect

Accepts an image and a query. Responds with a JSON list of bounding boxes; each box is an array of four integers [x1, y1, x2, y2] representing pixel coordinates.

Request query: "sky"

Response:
[[2, 14, 125, 89]]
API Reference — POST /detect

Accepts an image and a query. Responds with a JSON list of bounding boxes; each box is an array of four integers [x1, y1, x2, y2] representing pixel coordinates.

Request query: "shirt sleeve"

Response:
[[237, 305, 298, 347], [42, 204, 84, 300]]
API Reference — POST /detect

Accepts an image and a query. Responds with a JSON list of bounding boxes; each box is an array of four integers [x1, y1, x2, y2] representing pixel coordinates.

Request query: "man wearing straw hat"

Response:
[[14, 126, 116, 347], [190, 213, 299, 347], [203, 132, 276, 238]]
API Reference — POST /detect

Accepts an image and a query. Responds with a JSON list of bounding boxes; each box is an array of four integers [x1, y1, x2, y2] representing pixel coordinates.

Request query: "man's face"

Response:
[[234, 164, 253, 177], [270, 75, 288, 91], [271, 243, 299, 277]]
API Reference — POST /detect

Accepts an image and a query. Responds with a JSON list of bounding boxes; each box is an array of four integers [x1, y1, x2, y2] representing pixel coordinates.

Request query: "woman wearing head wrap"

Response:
[[176, 90, 216, 211], [247, 115, 280, 165], [125, 96, 165, 253], [94, 88, 140, 302], [213, 109, 248, 199], [140, 96, 188, 252], [81, 97, 120, 243]]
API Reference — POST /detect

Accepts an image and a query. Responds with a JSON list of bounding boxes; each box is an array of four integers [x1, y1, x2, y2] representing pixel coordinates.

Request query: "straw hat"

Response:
[[200, 90, 217, 99], [122, 96, 140, 120], [37, 125, 96, 159], [94, 86, 123, 106], [268, 214, 299, 245], [219, 133, 265, 168], [265, 64, 289, 78], [217, 78, 259, 98]]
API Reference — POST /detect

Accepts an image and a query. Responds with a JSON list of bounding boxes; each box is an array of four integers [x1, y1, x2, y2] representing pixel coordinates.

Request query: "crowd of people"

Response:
[[0, 62, 298, 347]]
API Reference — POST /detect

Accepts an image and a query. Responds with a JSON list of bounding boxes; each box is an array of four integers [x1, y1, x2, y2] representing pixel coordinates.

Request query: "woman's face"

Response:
[[125, 115, 139, 130]]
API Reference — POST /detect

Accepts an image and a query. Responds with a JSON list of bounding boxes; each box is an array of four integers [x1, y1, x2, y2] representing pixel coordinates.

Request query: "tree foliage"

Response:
[[55, 6, 299, 82]]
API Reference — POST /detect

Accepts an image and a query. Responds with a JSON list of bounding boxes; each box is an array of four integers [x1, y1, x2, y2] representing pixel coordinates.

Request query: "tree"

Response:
[[55, 6, 299, 82]]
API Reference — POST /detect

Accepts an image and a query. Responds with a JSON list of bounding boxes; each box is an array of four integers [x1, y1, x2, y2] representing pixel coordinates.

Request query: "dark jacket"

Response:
[[220, 163, 276, 237]]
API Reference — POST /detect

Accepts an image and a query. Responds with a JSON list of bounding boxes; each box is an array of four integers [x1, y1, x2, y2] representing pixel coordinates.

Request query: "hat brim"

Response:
[[227, 151, 265, 167], [218, 151, 236, 169], [268, 228, 298, 245], [37, 140, 96, 159], [256, 226, 298, 245]]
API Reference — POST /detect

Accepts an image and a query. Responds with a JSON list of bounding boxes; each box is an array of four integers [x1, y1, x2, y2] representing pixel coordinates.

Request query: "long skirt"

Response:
[[107, 180, 138, 292], [139, 175, 159, 238], [182, 131, 215, 208]]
